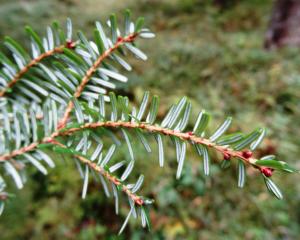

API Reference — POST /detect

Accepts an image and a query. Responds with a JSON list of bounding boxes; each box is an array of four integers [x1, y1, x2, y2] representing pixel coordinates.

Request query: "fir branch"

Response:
[[0, 142, 39, 161], [58, 33, 138, 129], [0, 132, 146, 208], [57, 121, 260, 169], [0, 12, 296, 233], [0, 32, 140, 162], [77, 154, 144, 206], [0, 45, 65, 97], [0, 29, 140, 161], [51, 140, 145, 206]]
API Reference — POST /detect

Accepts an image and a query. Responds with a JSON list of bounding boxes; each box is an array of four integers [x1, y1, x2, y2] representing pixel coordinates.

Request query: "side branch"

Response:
[[51, 140, 144, 206], [58, 121, 259, 167], [0, 132, 63, 161], [0, 45, 65, 97], [78, 155, 144, 206], [0, 142, 39, 161], [0, 35, 138, 161], [0, 133, 145, 206], [58, 34, 137, 129]]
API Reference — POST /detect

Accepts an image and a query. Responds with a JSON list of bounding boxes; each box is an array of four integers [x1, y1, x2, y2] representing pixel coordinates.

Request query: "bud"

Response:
[[66, 40, 76, 49], [242, 150, 253, 159], [223, 152, 231, 161], [261, 167, 273, 177], [136, 198, 144, 206]]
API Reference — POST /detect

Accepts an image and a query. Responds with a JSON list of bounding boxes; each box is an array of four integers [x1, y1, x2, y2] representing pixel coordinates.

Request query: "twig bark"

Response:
[[59, 121, 257, 166], [0, 120, 259, 169]]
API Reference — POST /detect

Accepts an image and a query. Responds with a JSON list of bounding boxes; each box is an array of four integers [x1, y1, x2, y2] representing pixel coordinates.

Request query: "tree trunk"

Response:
[[213, 0, 236, 9], [265, 0, 300, 49]]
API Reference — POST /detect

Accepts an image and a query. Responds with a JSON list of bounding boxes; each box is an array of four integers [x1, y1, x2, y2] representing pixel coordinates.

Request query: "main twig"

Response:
[[0, 119, 259, 172], [58, 121, 259, 168]]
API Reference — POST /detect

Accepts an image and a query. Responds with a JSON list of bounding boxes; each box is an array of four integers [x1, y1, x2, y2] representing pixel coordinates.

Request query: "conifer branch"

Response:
[[0, 45, 65, 97], [58, 33, 137, 129], [51, 139, 145, 206], [0, 12, 296, 233], [77, 154, 145, 206], [58, 121, 257, 166], [0, 142, 39, 161], [0, 33, 138, 161]]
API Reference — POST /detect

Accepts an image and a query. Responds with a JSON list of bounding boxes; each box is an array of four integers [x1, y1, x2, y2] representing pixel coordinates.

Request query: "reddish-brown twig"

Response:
[[58, 121, 258, 167], [0, 120, 259, 169], [50, 140, 144, 205]]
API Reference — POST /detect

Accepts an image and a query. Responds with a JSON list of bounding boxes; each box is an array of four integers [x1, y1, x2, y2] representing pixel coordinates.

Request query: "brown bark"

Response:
[[213, 0, 237, 9], [265, 0, 300, 49]]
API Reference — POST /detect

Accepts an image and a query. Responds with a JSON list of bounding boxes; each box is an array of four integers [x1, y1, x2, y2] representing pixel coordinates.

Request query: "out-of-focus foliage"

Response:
[[0, 0, 299, 239]]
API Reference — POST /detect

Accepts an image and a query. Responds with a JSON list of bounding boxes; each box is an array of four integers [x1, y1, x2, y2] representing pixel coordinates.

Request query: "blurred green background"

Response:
[[0, 0, 300, 239]]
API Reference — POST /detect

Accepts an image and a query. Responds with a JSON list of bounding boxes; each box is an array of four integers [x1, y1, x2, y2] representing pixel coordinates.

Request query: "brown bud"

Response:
[[242, 150, 253, 159], [66, 40, 76, 49], [261, 167, 273, 177], [223, 153, 231, 161]]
